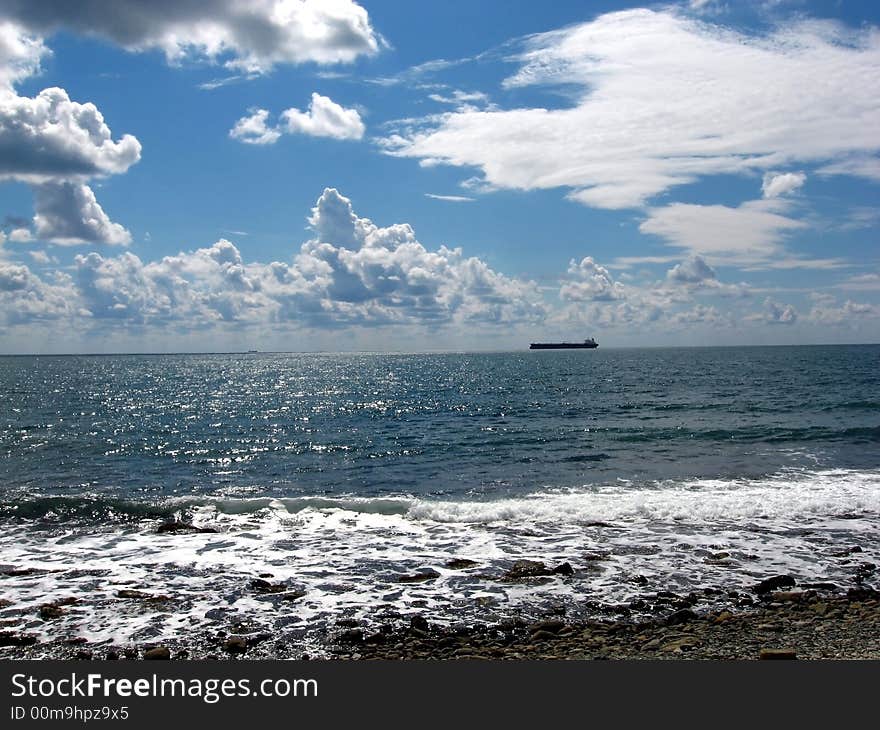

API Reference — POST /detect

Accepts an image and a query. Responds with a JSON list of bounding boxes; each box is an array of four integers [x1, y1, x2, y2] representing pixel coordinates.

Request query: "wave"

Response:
[[3, 468, 879, 527]]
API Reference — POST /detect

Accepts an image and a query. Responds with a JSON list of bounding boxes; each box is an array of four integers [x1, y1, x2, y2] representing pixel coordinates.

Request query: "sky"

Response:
[[0, 0, 878, 353]]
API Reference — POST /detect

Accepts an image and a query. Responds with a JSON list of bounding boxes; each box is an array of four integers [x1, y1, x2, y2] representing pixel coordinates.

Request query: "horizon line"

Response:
[[0, 342, 878, 357]]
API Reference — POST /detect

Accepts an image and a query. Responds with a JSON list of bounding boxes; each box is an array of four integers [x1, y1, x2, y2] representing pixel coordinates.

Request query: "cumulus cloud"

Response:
[[32, 182, 130, 245], [0, 86, 142, 185], [761, 297, 798, 324], [672, 304, 726, 325], [762, 171, 806, 198], [228, 109, 281, 145], [665, 255, 750, 297], [7, 227, 33, 242], [0, 261, 77, 324], [74, 241, 268, 323], [1, 189, 546, 330], [809, 295, 880, 324], [0, 22, 140, 246], [560, 257, 625, 302], [281, 93, 364, 139], [288, 188, 544, 326], [0, 0, 380, 74], [666, 255, 718, 285], [230, 94, 364, 144], [0, 20, 47, 89], [381, 9, 880, 209]]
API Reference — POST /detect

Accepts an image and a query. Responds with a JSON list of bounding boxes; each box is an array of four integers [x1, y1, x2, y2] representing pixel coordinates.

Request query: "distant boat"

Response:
[[530, 338, 598, 350], [246, 349, 259, 353]]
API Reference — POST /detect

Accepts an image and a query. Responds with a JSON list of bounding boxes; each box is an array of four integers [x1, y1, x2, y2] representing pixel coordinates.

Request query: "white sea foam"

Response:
[[0, 468, 877, 650]]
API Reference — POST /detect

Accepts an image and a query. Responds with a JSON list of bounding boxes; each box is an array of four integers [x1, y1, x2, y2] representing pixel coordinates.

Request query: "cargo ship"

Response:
[[530, 338, 598, 350]]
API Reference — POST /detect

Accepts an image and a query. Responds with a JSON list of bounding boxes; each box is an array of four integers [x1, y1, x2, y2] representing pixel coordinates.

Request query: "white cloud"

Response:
[[229, 109, 282, 145], [281, 93, 365, 140], [8, 227, 33, 242], [818, 155, 880, 181], [669, 304, 728, 326], [0, 261, 76, 324], [762, 171, 806, 198], [230, 94, 364, 144], [428, 90, 490, 107], [28, 249, 54, 264], [666, 255, 717, 285], [0, 20, 47, 89], [381, 9, 880, 209], [0, 24, 140, 246], [0, 0, 380, 74], [1, 189, 546, 331], [560, 257, 625, 301], [424, 193, 474, 203], [611, 255, 681, 269], [0, 86, 142, 185], [665, 255, 750, 297], [760, 297, 798, 324], [836, 206, 880, 232], [33, 182, 131, 245], [639, 198, 806, 264], [809, 296, 880, 324], [840, 273, 880, 291]]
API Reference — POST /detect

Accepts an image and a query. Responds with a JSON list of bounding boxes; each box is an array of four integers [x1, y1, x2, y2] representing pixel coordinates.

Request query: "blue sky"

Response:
[[0, 0, 878, 352]]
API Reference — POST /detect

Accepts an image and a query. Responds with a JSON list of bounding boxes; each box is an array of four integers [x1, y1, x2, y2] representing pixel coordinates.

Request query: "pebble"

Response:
[[759, 648, 797, 660], [768, 591, 807, 603], [143, 647, 171, 660]]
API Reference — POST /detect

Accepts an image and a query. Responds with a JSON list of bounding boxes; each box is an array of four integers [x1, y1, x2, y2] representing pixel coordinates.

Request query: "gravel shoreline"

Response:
[[2, 587, 877, 661]]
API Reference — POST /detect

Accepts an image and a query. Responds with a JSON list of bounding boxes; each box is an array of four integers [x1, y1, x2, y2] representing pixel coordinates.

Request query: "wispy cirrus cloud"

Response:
[[424, 193, 475, 203], [379, 9, 880, 210]]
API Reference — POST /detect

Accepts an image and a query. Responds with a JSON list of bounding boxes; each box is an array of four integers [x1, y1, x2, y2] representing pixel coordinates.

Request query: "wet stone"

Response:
[[338, 629, 364, 643], [250, 578, 287, 594], [0, 632, 37, 647], [529, 620, 566, 635], [156, 521, 217, 534], [397, 569, 441, 583], [38, 604, 64, 620], [754, 575, 796, 594], [445, 559, 478, 569], [224, 636, 248, 654], [665, 609, 698, 626]]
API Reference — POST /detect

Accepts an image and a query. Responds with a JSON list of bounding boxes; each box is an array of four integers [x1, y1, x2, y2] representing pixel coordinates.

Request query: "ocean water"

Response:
[[1, 346, 878, 648]]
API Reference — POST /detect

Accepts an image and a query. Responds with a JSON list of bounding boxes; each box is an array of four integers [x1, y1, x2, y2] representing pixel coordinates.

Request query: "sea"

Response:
[[1, 345, 878, 650]]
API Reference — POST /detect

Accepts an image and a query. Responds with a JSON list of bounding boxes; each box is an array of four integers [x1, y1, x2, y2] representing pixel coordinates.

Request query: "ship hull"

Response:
[[530, 343, 598, 349]]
